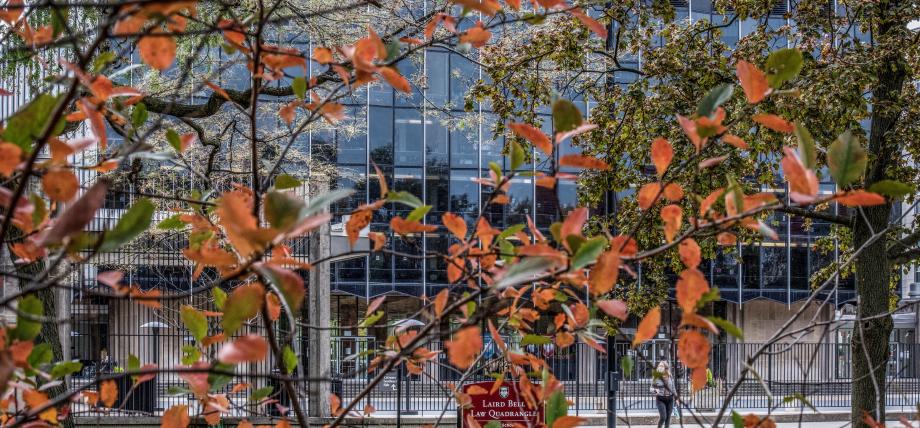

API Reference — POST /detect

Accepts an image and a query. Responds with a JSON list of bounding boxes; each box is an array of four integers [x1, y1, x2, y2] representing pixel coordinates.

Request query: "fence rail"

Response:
[[68, 325, 920, 416]]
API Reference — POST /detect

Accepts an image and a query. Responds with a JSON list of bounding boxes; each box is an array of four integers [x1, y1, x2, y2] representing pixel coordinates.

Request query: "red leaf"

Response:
[[596, 299, 628, 321], [162, 405, 190, 428], [678, 238, 701, 269], [442, 212, 467, 240], [569, 7, 606, 39], [736, 60, 770, 104], [39, 178, 109, 246], [722, 134, 748, 149], [660, 204, 682, 243], [632, 307, 660, 347], [753, 113, 794, 133], [379, 66, 411, 93], [636, 182, 661, 210], [676, 268, 709, 313], [218, 335, 269, 364], [508, 122, 552, 156], [650, 137, 672, 177], [589, 250, 620, 296], [445, 326, 482, 369], [835, 190, 886, 207], [138, 34, 177, 71], [41, 169, 78, 202], [559, 153, 609, 170]]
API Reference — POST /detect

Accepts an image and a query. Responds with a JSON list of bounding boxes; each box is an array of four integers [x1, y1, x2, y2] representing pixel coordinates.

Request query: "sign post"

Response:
[[460, 382, 544, 428]]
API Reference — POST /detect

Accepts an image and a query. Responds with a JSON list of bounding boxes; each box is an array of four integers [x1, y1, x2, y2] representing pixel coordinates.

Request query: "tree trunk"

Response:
[[307, 181, 332, 421], [850, 3, 907, 425]]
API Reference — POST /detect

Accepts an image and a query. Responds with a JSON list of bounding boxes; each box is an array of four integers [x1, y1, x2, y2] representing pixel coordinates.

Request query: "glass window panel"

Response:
[[761, 245, 787, 289], [394, 168, 423, 217], [426, 166, 449, 223], [369, 107, 393, 166], [450, 53, 478, 109], [369, 81, 392, 106], [450, 114, 479, 168], [336, 106, 367, 164], [790, 242, 809, 290], [426, 236, 448, 285], [395, 55, 423, 107], [426, 115, 449, 168], [394, 109, 423, 166], [481, 113, 504, 168], [712, 249, 739, 289], [394, 236, 422, 282], [742, 245, 760, 289], [507, 177, 533, 225], [426, 51, 449, 107], [450, 169, 479, 221]]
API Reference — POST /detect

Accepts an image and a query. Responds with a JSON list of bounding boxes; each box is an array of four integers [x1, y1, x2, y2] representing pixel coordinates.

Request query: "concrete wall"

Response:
[[730, 299, 837, 343]]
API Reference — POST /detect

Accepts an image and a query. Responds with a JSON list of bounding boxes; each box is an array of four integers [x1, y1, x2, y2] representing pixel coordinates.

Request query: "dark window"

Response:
[[394, 109, 423, 166], [369, 107, 393, 166]]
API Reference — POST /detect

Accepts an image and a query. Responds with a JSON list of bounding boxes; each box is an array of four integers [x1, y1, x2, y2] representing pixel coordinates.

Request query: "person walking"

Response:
[[651, 361, 675, 428]]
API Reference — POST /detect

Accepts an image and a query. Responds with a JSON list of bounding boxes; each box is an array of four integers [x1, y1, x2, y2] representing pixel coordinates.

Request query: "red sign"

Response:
[[460, 381, 544, 428]]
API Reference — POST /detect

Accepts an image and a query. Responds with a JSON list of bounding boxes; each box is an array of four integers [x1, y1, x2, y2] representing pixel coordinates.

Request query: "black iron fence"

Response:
[[67, 315, 920, 417]]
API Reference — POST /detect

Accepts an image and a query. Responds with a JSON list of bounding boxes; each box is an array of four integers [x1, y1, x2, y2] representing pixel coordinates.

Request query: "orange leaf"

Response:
[[218, 335, 268, 364], [266, 292, 281, 321], [0, 143, 21, 176], [487, 320, 506, 353], [650, 137, 672, 177], [736, 60, 770, 104], [23, 389, 57, 424], [589, 250, 620, 295], [347, 209, 372, 246], [753, 113, 794, 133], [42, 169, 78, 201], [717, 232, 737, 246], [690, 366, 708, 393], [101, 379, 118, 407], [663, 183, 683, 201], [781, 147, 819, 203], [138, 35, 177, 71], [698, 155, 728, 169], [279, 100, 298, 125], [442, 212, 467, 240], [379, 66, 411, 93], [660, 204, 682, 243], [637, 182, 661, 210], [836, 190, 886, 207], [364, 403, 376, 416], [459, 21, 491, 47], [609, 235, 638, 256], [205, 81, 232, 100], [677, 329, 710, 369], [466, 385, 488, 395], [559, 153, 609, 170], [678, 238, 701, 269], [677, 115, 704, 152], [632, 307, 660, 347], [368, 231, 386, 250], [722, 134, 748, 149], [569, 7, 606, 39], [509, 122, 552, 156], [596, 299, 628, 321], [391, 216, 437, 235], [676, 268, 709, 313], [313, 47, 333, 64], [445, 326, 482, 369], [433, 288, 449, 317]]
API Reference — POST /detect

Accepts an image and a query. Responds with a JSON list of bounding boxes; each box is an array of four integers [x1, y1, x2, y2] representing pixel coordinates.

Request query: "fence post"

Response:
[[606, 335, 618, 428]]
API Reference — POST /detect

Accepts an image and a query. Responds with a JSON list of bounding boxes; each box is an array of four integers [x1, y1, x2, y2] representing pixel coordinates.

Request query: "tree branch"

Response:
[[778, 205, 853, 226]]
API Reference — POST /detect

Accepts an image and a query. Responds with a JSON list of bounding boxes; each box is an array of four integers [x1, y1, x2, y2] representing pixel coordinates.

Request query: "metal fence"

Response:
[[67, 312, 920, 417]]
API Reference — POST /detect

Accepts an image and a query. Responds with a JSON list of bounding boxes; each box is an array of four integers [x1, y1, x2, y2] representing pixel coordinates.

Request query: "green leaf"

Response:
[[28, 343, 53, 369], [101, 198, 155, 251], [265, 190, 306, 231], [696, 83, 734, 118], [499, 239, 515, 263], [157, 214, 186, 230], [360, 310, 384, 328], [128, 354, 140, 372], [29, 193, 46, 229], [488, 161, 503, 181], [827, 130, 867, 186], [212, 288, 227, 310], [619, 354, 634, 377], [706, 316, 744, 340], [484, 422, 502, 428], [731, 411, 744, 428], [495, 257, 556, 289], [51, 7, 69, 37], [274, 174, 302, 190], [385, 40, 401, 61], [521, 334, 552, 346], [50, 360, 83, 379], [292, 77, 307, 99], [208, 362, 235, 392], [764, 48, 803, 88], [166, 129, 182, 152], [92, 51, 116, 73], [571, 236, 607, 270], [869, 180, 915, 198], [782, 393, 817, 412], [552, 99, 583, 132], [545, 390, 568, 427], [498, 224, 525, 239], [283, 345, 298, 374], [406, 205, 431, 222], [250, 386, 273, 403], [510, 140, 525, 171], [12, 295, 43, 341], [132, 103, 148, 129], [386, 190, 423, 209], [222, 286, 264, 335], [181, 345, 201, 365], [698, 287, 721, 308], [304, 189, 355, 216], [794, 123, 817, 170], [3, 94, 65, 152], [180, 305, 208, 342]]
